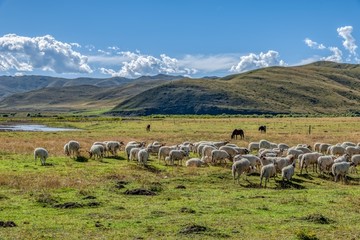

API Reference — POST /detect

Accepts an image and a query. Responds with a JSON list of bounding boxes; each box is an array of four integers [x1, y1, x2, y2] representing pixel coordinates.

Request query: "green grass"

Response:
[[1, 116, 360, 239]]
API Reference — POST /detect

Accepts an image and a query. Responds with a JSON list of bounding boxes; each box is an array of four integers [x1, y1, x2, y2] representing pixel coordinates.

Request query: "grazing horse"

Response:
[[259, 125, 266, 133], [146, 124, 151, 132], [231, 129, 245, 140]]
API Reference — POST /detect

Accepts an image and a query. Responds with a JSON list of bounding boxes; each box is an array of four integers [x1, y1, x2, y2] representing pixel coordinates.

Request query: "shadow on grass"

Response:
[[296, 173, 314, 180], [275, 179, 306, 189]]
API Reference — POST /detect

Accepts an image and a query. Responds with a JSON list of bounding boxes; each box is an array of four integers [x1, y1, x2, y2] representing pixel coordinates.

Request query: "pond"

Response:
[[0, 124, 81, 132]]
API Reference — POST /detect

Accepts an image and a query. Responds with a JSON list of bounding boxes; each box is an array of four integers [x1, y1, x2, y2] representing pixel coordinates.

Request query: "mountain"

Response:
[[109, 61, 360, 115]]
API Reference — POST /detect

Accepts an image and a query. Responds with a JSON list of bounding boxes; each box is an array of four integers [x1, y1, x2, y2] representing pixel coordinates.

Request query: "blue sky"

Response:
[[0, 0, 359, 78]]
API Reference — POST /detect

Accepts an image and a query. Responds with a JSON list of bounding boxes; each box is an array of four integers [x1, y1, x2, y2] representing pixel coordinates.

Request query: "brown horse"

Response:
[[231, 129, 244, 140], [259, 125, 266, 133], [146, 124, 151, 132]]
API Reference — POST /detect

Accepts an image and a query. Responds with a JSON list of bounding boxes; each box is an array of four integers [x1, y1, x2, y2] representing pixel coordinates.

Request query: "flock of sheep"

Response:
[[33, 138, 360, 187]]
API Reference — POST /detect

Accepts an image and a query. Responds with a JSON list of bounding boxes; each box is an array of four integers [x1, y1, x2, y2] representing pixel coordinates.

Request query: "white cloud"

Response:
[[0, 34, 92, 73], [304, 38, 326, 49], [337, 26, 357, 55], [179, 54, 238, 72], [229, 50, 286, 73], [321, 47, 343, 62], [100, 51, 197, 78]]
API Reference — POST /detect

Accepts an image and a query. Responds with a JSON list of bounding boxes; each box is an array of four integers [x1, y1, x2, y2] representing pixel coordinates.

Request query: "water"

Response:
[[0, 124, 80, 132]]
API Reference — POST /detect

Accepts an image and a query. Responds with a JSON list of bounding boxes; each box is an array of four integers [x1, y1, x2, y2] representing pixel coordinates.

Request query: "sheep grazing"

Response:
[[129, 147, 143, 161], [260, 163, 277, 188], [158, 145, 178, 163], [93, 142, 109, 156], [232, 158, 251, 184], [300, 152, 322, 174], [281, 162, 296, 181], [201, 145, 217, 163], [234, 154, 261, 170], [219, 145, 239, 160], [211, 149, 231, 165], [88, 144, 104, 160], [345, 146, 360, 157], [328, 145, 346, 156], [64, 140, 80, 158], [185, 158, 208, 167], [332, 161, 355, 183], [278, 143, 290, 151], [248, 142, 260, 152], [317, 155, 336, 174], [319, 143, 331, 154], [334, 154, 350, 163], [274, 155, 295, 173], [259, 139, 271, 149], [106, 141, 124, 156], [138, 148, 149, 166], [125, 142, 145, 160], [34, 147, 48, 166], [169, 150, 188, 166], [147, 142, 165, 155]]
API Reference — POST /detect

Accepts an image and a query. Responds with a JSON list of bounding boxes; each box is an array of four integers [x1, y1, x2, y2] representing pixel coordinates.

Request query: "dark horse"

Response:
[[231, 129, 244, 140], [258, 125, 266, 133], [146, 124, 151, 132]]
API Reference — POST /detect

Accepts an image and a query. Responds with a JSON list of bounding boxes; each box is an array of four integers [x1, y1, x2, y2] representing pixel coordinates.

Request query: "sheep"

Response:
[[106, 141, 124, 156], [319, 143, 331, 154], [286, 149, 303, 159], [259, 148, 282, 157], [211, 150, 231, 164], [64, 140, 80, 158], [300, 152, 323, 174], [259, 155, 276, 167], [260, 163, 277, 188], [296, 146, 312, 154], [328, 145, 346, 156], [197, 143, 216, 157], [248, 142, 260, 152], [125, 142, 145, 160], [345, 146, 360, 156], [259, 139, 271, 149], [317, 155, 336, 174], [158, 145, 178, 162], [93, 141, 109, 156], [185, 158, 208, 167], [147, 142, 165, 155], [341, 141, 356, 148], [138, 148, 149, 166], [278, 143, 290, 151], [281, 161, 296, 181], [201, 145, 217, 163], [169, 150, 188, 165], [313, 142, 322, 152], [234, 154, 261, 170], [219, 145, 239, 161], [212, 141, 229, 148], [34, 147, 48, 165], [333, 154, 350, 163], [232, 158, 251, 184], [274, 155, 295, 172], [129, 147, 143, 161], [351, 154, 360, 166], [88, 144, 104, 160], [233, 147, 250, 155], [332, 161, 355, 183]]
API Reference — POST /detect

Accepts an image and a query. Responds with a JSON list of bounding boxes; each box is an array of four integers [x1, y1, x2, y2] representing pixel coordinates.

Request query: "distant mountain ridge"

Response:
[[1, 61, 360, 115]]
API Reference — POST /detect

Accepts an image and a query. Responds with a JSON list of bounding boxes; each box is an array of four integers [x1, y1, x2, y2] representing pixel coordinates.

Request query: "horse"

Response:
[[146, 124, 151, 132], [231, 129, 244, 140], [258, 125, 266, 133]]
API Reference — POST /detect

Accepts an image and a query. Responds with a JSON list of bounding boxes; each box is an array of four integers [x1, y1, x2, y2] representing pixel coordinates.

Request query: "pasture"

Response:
[[0, 116, 360, 240]]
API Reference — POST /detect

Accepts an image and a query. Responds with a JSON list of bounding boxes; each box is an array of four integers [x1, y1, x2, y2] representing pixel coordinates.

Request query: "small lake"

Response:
[[0, 124, 81, 132]]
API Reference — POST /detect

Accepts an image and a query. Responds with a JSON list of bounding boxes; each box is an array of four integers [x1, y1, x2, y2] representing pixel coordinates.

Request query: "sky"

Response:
[[0, 0, 359, 79]]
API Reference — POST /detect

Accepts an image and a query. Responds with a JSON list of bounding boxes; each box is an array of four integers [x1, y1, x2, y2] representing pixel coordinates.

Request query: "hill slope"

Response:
[[109, 61, 360, 115]]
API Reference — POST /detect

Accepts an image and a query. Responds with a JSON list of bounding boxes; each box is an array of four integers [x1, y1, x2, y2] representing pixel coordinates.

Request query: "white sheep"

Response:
[[296, 146, 312, 154], [158, 145, 178, 162], [129, 147, 143, 161], [281, 161, 296, 181], [106, 141, 124, 156], [212, 141, 229, 148], [88, 144, 104, 160], [147, 142, 165, 155], [64, 140, 80, 158], [328, 145, 346, 156], [185, 158, 208, 167], [260, 163, 277, 188], [334, 154, 350, 163], [278, 143, 290, 151], [232, 158, 251, 184], [259, 139, 271, 149], [234, 154, 261, 169], [319, 143, 331, 154], [313, 142, 322, 152], [274, 155, 295, 172], [34, 147, 48, 165], [286, 148, 303, 159], [248, 142, 260, 152], [317, 155, 335, 174], [211, 149, 231, 164], [300, 152, 322, 174], [219, 145, 239, 161], [201, 145, 217, 163], [351, 154, 360, 166], [345, 146, 360, 156], [93, 141, 109, 156], [125, 142, 145, 160], [169, 150, 188, 165], [332, 161, 355, 183], [138, 148, 149, 165]]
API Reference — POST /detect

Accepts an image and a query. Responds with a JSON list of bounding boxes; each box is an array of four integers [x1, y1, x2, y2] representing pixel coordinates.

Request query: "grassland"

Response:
[[0, 116, 360, 240]]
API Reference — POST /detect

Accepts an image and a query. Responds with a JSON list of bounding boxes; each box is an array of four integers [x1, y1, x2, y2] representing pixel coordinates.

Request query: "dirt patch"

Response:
[[53, 202, 84, 209], [300, 214, 334, 224], [36, 193, 58, 206], [0, 221, 17, 227], [124, 189, 157, 196], [179, 224, 209, 234], [180, 207, 196, 214]]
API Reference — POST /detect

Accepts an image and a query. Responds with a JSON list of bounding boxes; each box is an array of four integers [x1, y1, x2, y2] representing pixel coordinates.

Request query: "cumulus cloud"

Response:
[[304, 38, 326, 49], [337, 26, 357, 55], [229, 50, 286, 73], [100, 51, 197, 78], [321, 47, 343, 62], [0, 34, 92, 73]]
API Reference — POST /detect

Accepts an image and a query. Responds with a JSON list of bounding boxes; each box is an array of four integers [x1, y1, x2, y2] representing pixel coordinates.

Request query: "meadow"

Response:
[[0, 116, 360, 240]]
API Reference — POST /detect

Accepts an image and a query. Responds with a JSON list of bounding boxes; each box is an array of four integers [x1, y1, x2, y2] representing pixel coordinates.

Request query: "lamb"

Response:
[[64, 140, 80, 158], [34, 147, 48, 165], [211, 150, 231, 164], [260, 163, 277, 188], [281, 161, 296, 181], [169, 150, 188, 165], [248, 142, 260, 152], [106, 141, 124, 156], [332, 161, 355, 183], [138, 148, 149, 166], [232, 158, 251, 184], [317, 155, 336, 174], [300, 152, 322, 174], [88, 144, 104, 160], [185, 158, 208, 167]]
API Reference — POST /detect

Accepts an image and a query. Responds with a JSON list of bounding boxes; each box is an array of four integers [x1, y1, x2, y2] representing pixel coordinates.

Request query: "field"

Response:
[[1, 116, 360, 240]]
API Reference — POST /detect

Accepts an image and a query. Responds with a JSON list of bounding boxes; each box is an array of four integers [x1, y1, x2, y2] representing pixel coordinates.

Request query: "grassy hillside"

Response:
[[110, 61, 360, 115]]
